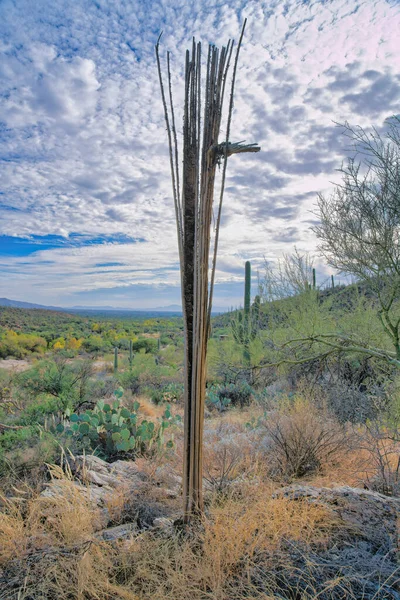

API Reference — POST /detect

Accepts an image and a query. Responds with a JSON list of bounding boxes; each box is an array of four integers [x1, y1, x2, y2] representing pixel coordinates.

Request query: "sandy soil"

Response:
[[0, 359, 31, 372]]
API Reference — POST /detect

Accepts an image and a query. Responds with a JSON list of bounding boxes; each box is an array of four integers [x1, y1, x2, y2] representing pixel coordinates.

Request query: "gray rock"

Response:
[[276, 484, 400, 553], [97, 522, 138, 541], [267, 484, 400, 598]]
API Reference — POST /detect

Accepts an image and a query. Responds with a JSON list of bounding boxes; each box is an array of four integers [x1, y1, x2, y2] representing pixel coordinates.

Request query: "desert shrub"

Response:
[[131, 338, 157, 354], [150, 382, 184, 405], [203, 422, 259, 494], [260, 396, 347, 479], [17, 358, 94, 413], [82, 334, 110, 353], [206, 380, 253, 411], [115, 337, 131, 351], [63, 389, 180, 460], [18, 395, 60, 425], [325, 380, 387, 424], [0, 370, 21, 418], [355, 418, 400, 496], [351, 389, 400, 496], [117, 371, 140, 395], [0, 427, 59, 477], [84, 376, 117, 403], [0, 329, 47, 359], [129, 353, 179, 389]]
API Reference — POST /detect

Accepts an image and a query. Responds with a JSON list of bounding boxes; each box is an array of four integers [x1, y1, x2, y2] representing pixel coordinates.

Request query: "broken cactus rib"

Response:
[[213, 141, 261, 158]]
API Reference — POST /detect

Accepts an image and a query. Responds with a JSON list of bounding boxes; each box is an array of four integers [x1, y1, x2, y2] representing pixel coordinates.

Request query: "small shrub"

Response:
[[131, 338, 157, 354], [117, 371, 140, 395], [260, 396, 347, 479], [19, 396, 60, 425], [0, 428, 59, 477], [17, 358, 94, 413], [150, 382, 184, 405], [203, 423, 259, 494], [325, 380, 387, 424], [206, 381, 253, 411]]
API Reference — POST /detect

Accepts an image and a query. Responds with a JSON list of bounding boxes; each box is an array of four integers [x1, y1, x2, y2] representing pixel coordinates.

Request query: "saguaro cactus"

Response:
[[114, 347, 118, 373], [244, 260, 251, 318], [156, 21, 260, 520], [129, 340, 133, 369], [231, 261, 259, 370]]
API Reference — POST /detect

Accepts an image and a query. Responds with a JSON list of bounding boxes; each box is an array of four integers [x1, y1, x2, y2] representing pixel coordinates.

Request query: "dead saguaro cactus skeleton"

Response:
[[156, 21, 260, 520]]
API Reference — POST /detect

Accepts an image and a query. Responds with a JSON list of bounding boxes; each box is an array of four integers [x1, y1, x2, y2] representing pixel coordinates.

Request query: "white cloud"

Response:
[[0, 0, 399, 307]]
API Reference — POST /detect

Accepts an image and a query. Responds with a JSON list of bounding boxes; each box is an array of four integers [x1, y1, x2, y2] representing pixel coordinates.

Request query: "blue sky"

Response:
[[0, 0, 399, 308]]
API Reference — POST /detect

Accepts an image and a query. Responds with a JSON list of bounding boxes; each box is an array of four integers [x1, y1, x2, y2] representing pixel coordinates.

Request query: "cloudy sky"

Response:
[[0, 0, 399, 309]]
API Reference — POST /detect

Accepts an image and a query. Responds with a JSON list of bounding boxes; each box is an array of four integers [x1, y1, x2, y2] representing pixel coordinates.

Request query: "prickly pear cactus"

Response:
[[65, 388, 180, 458]]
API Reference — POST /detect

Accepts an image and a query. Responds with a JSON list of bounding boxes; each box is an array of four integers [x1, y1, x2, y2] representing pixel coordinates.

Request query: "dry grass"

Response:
[[1, 455, 398, 599], [128, 394, 170, 419], [203, 422, 261, 493], [258, 396, 348, 480], [0, 466, 137, 600], [1, 391, 399, 599], [117, 483, 339, 600]]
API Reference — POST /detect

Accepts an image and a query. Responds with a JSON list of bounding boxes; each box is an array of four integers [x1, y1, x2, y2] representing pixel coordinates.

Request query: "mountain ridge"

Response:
[[0, 298, 228, 314]]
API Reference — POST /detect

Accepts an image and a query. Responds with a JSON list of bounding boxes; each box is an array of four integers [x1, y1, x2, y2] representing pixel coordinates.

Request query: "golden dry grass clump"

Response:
[[1, 460, 397, 599], [0, 461, 338, 600], [118, 483, 338, 600], [0, 466, 137, 600]]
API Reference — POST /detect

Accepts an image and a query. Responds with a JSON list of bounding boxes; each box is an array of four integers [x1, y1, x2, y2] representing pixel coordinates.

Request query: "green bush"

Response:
[[0, 330, 47, 359], [150, 382, 184, 405], [117, 371, 140, 395], [82, 335, 110, 354], [19, 395, 60, 425], [206, 381, 253, 411], [17, 358, 93, 413], [0, 427, 59, 476], [131, 338, 157, 354]]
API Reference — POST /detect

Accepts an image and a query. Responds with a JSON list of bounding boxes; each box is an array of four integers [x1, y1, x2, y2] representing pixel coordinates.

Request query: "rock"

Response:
[[41, 456, 179, 534], [71, 455, 146, 489], [162, 488, 179, 499], [269, 484, 400, 598], [97, 522, 138, 541], [84, 469, 118, 487], [41, 456, 147, 526], [153, 517, 175, 536], [276, 485, 400, 554]]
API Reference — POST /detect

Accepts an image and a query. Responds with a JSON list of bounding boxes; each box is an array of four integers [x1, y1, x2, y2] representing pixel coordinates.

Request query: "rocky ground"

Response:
[[36, 455, 400, 599]]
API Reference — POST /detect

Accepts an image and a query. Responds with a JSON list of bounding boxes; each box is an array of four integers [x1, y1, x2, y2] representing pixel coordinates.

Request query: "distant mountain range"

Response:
[[0, 298, 228, 314], [0, 297, 64, 311]]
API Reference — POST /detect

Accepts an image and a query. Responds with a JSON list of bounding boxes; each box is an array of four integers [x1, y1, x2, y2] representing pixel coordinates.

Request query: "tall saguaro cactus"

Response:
[[244, 260, 251, 317], [114, 347, 118, 373], [231, 261, 260, 372], [156, 22, 260, 520], [129, 340, 133, 369]]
